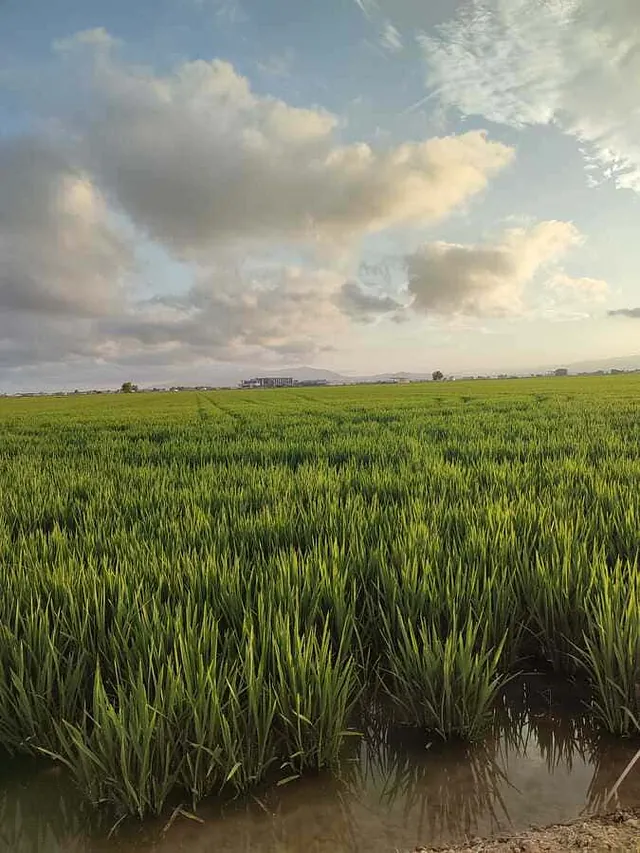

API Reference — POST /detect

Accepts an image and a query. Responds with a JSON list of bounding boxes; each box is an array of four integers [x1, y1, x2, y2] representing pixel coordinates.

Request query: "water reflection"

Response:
[[356, 715, 512, 842], [0, 759, 98, 853], [1, 677, 639, 853]]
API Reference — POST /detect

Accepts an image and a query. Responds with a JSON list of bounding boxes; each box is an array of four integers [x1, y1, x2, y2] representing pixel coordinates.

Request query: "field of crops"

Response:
[[0, 377, 639, 821]]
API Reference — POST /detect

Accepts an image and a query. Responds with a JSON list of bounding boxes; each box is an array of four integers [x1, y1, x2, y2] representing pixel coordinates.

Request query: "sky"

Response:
[[1, 0, 640, 390]]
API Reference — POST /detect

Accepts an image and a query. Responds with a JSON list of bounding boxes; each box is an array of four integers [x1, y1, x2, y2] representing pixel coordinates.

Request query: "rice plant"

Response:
[[382, 613, 507, 740], [575, 558, 640, 736], [0, 375, 639, 819]]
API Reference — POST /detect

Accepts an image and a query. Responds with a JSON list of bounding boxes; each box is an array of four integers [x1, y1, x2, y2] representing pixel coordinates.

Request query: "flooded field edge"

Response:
[[2, 675, 640, 853]]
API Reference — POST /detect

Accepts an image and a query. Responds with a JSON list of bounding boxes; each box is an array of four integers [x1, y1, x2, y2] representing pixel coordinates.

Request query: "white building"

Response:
[[240, 377, 294, 389]]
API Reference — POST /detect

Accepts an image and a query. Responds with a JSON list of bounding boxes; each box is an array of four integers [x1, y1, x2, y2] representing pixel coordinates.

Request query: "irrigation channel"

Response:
[[2, 677, 639, 853]]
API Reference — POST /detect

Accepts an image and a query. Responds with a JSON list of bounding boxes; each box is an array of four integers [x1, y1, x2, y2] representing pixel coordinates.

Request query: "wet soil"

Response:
[[411, 809, 640, 852]]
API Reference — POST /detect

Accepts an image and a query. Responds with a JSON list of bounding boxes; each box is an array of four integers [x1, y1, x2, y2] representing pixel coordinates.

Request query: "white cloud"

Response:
[[0, 137, 133, 321], [354, 0, 380, 21], [421, 0, 640, 190], [548, 272, 609, 302], [0, 30, 517, 376], [69, 50, 513, 258], [103, 264, 350, 364], [405, 220, 589, 317], [0, 133, 351, 370], [380, 23, 403, 53], [0, 135, 135, 371], [53, 27, 119, 54]]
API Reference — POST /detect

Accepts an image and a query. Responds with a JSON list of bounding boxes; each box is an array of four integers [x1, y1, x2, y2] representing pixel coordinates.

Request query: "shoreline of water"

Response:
[[2, 676, 640, 853]]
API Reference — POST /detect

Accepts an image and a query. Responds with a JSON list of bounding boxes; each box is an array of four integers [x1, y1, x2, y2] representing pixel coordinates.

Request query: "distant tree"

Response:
[[432, 370, 444, 382], [554, 368, 568, 377], [121, 381, 137, 393]]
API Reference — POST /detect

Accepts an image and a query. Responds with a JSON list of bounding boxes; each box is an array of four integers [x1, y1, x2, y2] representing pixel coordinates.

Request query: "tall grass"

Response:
[[382, 613, 507, 740], [0, 376, 639, 818], [577, 559, 640, 736]]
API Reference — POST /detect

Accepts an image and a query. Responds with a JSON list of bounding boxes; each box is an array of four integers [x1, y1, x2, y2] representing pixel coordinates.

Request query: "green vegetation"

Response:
[[0, 377, 639, 819]]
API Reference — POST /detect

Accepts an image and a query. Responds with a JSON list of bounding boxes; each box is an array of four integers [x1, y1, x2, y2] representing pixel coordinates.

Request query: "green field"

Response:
[[1, 377, 639, 819]]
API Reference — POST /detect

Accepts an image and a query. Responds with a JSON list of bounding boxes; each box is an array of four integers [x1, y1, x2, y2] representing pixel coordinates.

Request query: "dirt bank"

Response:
[[411, 809, 640, 852]]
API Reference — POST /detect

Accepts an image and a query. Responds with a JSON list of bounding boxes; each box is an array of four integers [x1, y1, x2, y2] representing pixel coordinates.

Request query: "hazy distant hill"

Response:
[[143, 354, 640, 391], [204, 365, 437, 387], [264, 359, 640, 383], [269, 367, 436, 384], [267, 367, 347, 383], [562, 354, 640, 374]]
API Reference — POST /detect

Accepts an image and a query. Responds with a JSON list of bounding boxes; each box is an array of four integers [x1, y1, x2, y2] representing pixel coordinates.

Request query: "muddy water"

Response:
[[2, 679, 640, 853]]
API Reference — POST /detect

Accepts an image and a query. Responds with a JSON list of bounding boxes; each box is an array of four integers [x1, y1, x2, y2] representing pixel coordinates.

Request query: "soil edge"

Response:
[[408, 809, 640, 852]]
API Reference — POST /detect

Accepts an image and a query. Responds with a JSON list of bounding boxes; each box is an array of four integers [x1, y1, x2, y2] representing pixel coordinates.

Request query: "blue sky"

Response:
[[1, 0, 639, 390]]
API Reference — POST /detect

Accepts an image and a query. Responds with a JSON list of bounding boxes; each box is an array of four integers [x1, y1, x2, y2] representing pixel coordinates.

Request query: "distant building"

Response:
[[554, 368, 569, 377], [240, 377, 295, 389]]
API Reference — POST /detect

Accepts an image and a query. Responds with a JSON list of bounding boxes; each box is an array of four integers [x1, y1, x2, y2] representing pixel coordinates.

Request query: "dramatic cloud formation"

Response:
[[0, 30, 519, 376], [0, 134, 137, 371], [110, 265, 350, 362], [0, 136, 133, 318], [0, 128, 354, 370], [0, 258, 351, 372], [71, 51, 513, 256], [608, 307, 640, 318], [405, 221, 587, 317], [421, 0, 640, 190]]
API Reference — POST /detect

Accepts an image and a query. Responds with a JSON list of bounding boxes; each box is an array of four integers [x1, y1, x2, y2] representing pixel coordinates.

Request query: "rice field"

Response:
[[0, 377, 638, 821]]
